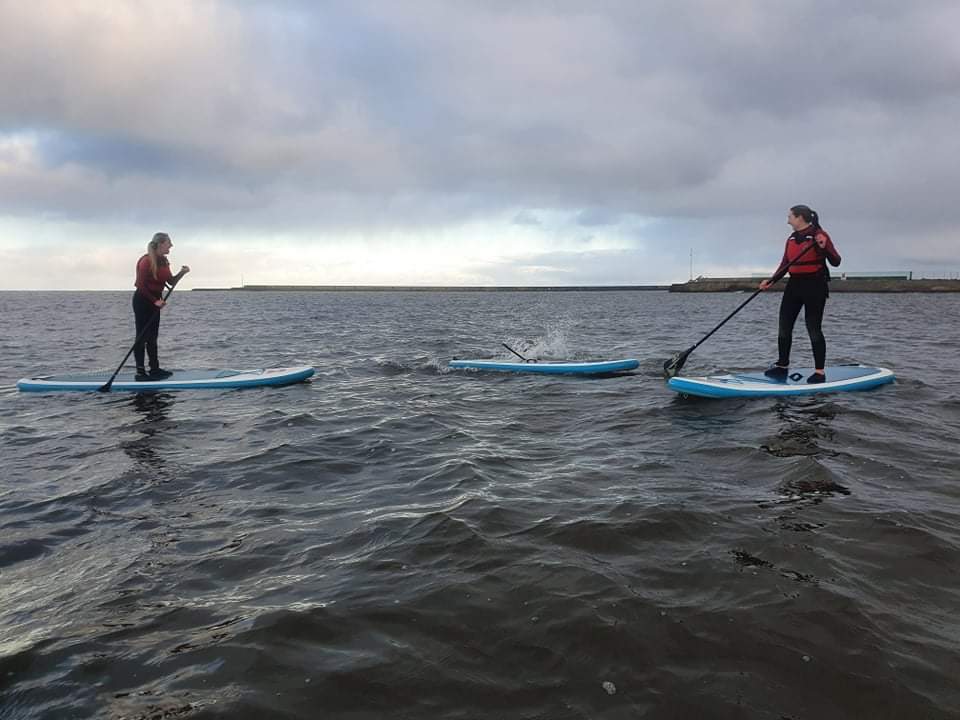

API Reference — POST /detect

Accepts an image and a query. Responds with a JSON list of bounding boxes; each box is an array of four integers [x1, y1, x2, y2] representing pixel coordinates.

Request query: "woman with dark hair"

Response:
[[133, 233, 190, 381], [759, 205, 841, 383]]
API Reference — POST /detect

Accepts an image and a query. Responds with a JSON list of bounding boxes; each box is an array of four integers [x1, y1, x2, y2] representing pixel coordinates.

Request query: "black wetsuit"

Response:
[[778, 274, 828, 369]]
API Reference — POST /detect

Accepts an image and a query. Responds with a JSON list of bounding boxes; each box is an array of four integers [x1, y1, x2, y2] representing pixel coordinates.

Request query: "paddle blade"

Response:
[[663, 347, 693, 378], [97, 381, 114, 393]]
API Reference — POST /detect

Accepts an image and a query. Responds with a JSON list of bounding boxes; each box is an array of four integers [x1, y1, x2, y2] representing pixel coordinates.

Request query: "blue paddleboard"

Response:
[[667, 365, 894, 398], [449, 358, 639, 375], [17, 366, 315, 392]]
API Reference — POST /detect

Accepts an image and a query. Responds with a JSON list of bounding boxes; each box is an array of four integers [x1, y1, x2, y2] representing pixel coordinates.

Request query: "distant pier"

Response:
[[192, 284, 671, 292], [670, 277, 960, 293], [189, 279, 960, 293]]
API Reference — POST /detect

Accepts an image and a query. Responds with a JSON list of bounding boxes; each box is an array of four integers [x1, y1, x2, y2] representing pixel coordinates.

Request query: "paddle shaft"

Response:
[[501, 343, 530, 362], [99, 282, 178, 391], [685, 240, 820, 353]]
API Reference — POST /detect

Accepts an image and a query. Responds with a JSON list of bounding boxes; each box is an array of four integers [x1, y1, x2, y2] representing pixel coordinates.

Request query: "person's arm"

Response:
[[760, 243, 790, 290], [816, 232, 841, 266], [165, 265, 191, 288]]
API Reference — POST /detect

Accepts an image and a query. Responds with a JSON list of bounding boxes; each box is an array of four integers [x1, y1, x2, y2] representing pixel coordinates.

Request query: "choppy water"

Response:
[[1, 290, 958, 719]]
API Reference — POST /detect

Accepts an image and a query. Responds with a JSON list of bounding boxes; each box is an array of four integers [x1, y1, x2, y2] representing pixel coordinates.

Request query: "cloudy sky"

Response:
[[1, 1, 957, 289]]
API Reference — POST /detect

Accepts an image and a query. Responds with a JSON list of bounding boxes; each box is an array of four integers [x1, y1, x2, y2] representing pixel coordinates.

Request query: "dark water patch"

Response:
[[775, 459, 851, 497]]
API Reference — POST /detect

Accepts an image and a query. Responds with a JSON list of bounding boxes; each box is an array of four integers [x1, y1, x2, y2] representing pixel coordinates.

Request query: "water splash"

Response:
[[501, 327, 573, 360]]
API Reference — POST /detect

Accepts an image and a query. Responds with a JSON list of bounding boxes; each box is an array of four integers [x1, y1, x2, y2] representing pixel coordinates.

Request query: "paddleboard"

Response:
[[667, 365, 894, 398], [17, 366, 315, 393], [449, 358, 639, 375]]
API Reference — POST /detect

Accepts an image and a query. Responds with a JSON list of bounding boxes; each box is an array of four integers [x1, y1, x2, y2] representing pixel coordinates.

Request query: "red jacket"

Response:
[[134, 254, 174, 302], [774, 227, 841, 278]]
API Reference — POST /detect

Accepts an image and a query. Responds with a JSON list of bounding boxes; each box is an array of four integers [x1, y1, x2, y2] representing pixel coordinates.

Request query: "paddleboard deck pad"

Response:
[[667, 365, 894, 398], [17, 366, 315, 392], [449, 358, 639, 375]]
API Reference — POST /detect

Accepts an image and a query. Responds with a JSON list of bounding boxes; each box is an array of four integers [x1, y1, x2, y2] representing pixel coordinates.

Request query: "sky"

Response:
[[1, 0, 957, 289]]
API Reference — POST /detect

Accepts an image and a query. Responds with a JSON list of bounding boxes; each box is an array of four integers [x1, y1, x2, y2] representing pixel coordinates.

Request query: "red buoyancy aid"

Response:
[[775, 227, 841, 278]]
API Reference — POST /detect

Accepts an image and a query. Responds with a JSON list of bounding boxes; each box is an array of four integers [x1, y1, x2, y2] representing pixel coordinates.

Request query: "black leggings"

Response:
[[777, 276, 828, 369], [132, 292, 161, 371]]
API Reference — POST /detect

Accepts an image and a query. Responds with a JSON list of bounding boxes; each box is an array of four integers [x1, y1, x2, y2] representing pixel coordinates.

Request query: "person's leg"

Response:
[[146, 314, 161, 374], [765, 283, 803, 380], [804, 281, 828, 379], [776, 282, 804, 367], [132, 293, 151, 376]]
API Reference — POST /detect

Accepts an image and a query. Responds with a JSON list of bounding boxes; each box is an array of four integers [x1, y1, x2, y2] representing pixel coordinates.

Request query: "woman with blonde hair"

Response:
[[133, 233, 190, 380]]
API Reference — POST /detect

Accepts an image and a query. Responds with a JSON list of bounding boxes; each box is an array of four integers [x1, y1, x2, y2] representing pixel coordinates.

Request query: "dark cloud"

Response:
[[34, 130, 205, 177]]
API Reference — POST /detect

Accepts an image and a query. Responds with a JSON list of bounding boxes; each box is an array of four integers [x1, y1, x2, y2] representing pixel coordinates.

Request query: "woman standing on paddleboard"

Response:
[[133, 233, 190, 381], [759, 205, 841, 383]]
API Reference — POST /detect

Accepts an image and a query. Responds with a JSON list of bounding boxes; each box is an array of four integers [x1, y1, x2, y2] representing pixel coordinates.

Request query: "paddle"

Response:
[[662, 239, 820, 378], [502, 342, 535, 363], [99, 282, 179, 392]]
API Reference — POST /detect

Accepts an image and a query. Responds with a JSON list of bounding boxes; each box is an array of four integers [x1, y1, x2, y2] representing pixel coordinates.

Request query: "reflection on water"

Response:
[[121, 393, 177, 479], [761, 399, 838, 459]]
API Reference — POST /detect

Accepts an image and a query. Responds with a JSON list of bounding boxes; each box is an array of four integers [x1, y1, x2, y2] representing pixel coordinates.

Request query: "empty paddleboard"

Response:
[[17, 366, 315, 392]]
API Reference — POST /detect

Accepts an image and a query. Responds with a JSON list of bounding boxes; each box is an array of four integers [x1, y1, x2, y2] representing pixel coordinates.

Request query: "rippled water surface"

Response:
[[1, 290, 958, 719]]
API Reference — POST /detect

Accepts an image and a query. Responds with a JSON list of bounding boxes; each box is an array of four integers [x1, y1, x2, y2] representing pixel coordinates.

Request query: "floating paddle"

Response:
[[663, 240, 820, 378], [502, 342, 535, 363], [99, 282, 179, 392]]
